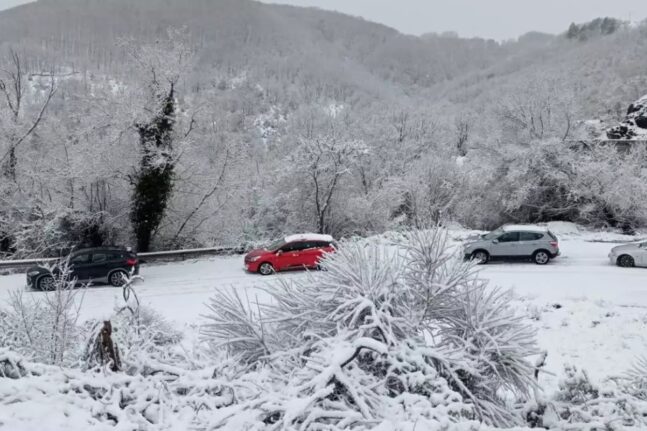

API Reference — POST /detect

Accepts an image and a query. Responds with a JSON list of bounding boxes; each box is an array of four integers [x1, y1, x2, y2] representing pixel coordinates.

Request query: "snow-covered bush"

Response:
[[203, 227, 539, 428], [1, 260, 85, 365], [0, 206, 123, 259], [526, 363, 647, 430]]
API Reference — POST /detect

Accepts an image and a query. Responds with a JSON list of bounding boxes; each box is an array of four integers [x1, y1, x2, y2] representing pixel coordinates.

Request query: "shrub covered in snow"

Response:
[[1, 260, 85, 365]]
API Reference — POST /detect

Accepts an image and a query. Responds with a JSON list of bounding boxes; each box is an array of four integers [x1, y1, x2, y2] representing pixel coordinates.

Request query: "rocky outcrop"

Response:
[[606, 94, 647, 140]]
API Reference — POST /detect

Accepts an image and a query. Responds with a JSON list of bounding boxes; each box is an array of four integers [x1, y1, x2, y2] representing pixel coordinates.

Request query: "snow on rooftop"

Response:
[[284, 233, 334, 243], [501, 224, 549, 232]]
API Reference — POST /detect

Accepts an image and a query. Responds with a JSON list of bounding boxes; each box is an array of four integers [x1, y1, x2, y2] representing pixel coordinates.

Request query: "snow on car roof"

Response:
[[501, 224, 549, 233], [284, 233, 334, 243]]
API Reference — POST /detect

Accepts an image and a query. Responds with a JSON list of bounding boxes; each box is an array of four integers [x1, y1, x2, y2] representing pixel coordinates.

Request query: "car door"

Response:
[[298, 241, 323, 268], [493, 231, 520, 257], [276, 242, 305, 270], [518, 232, 544, 257], [68, 252, 92, 280], [288, 242, 311, 268], [637, 243, 647, 267], [86, 251, 121, 281]]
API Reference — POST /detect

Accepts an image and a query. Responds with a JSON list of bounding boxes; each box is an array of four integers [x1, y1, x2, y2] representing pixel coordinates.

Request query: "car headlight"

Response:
[[27, 270, 41, 277], [248, 256, 261, 262]]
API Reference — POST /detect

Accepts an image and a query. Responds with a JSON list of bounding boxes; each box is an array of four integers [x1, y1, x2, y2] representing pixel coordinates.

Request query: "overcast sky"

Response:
[[0, 0, 26, 11], [1, 0, 646, 40], [262, 0, 647, 40]]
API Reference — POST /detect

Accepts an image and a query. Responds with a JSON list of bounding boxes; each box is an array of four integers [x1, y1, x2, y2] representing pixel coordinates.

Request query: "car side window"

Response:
[[292, 242, 310, 252], [70, 253, 90, 264], [520, 232, 543, 241], [280, 243, 294, 252], [282, 242, 306, 252], [92, 253, 108, 263], [497, 232, 519, 242]]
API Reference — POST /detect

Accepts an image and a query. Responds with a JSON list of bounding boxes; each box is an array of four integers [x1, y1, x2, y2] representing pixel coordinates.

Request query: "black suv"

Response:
[[26, 247, 139, 290]]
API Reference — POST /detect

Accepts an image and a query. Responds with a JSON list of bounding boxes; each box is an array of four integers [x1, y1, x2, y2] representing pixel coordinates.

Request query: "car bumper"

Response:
[[608, 253, 617, 265], [245, 261, 260, 273]]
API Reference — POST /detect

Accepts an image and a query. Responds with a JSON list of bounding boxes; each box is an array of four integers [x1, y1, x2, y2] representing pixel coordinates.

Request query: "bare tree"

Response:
[[0, 49, 56, 181], [294, 134, 367, 234]]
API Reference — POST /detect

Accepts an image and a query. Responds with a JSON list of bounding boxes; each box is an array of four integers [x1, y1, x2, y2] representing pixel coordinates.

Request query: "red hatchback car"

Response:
[[244, 234, 335, 275]]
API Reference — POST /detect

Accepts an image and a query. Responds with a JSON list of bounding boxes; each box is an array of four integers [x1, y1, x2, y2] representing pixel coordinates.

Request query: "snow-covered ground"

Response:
[[1, 226, 647, 393]]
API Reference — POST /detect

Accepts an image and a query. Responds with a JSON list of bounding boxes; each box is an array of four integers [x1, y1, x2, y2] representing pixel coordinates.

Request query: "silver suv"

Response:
[[463, 225, 560, 265]]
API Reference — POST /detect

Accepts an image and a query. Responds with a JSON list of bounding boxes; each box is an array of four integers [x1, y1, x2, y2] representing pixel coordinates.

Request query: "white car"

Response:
[[608, 242, 647, 267]]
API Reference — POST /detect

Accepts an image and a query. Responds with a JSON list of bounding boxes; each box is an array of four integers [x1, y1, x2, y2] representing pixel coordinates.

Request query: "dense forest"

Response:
[[1, 0, 647, 257]]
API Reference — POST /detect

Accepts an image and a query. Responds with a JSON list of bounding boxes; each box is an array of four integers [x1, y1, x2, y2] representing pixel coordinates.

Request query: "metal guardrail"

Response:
[[0, 246, 246, 271]]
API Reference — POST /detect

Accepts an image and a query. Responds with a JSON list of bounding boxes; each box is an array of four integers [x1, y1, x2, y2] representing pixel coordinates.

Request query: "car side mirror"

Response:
[[492, 239, 499, 244], [276, 250, 283, 256]]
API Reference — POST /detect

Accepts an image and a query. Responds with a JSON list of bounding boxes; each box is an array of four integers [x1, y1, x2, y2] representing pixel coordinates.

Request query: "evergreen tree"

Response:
[[131, 86, 176, 252]]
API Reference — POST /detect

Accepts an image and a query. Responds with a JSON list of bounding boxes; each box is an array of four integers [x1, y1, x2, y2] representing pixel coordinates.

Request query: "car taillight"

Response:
[[126, 258, 138, 266], [550, 241, 558, 248]]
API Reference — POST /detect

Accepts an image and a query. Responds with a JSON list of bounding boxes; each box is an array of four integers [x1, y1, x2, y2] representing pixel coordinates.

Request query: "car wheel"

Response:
[[108, 270, 128, 287], [617, 255, 635, 268], [37, 275, 55, 291], [258, 262, 275, 276], [471, 250, 489, 264], [533, 250, 550, 265]]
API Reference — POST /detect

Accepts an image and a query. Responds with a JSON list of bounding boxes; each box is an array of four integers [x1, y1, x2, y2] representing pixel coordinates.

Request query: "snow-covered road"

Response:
[[3, 237, 644, 323], [1, 235, 647, 389]]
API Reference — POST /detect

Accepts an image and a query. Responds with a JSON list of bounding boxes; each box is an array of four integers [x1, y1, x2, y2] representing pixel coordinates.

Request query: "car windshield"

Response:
[[481, 228, 503, 240], [265, 239, 285, 251]]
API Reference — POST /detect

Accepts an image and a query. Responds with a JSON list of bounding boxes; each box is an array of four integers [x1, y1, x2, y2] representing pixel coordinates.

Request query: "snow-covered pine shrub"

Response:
[[1, 259, 85, 365], [400, 229, 539, 426], [203, 227, 539, 428], [203, 288, 279, 365]]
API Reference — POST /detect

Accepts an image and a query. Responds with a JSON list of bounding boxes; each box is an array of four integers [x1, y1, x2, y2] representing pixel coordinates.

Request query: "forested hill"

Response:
[[0, 0, 513, 94], [1, 0, 647, 256], [1, 0, 642, 113]]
